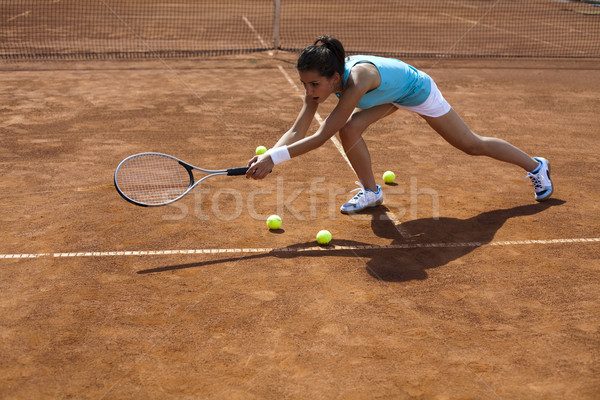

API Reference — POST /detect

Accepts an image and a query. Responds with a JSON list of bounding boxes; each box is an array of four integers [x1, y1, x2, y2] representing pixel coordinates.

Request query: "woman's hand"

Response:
[[246, 153, 274, 179]]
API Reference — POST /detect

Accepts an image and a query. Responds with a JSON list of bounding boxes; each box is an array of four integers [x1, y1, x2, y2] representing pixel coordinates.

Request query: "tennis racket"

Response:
[[114, 152, 249, 206]]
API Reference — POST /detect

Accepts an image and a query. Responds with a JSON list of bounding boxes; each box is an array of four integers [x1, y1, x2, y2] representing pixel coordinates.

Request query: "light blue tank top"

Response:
[[338, 55, 431, 108]]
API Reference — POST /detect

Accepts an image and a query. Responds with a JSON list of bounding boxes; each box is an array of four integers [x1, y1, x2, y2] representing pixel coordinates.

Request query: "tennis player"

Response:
[[246, 35, 553, 213]]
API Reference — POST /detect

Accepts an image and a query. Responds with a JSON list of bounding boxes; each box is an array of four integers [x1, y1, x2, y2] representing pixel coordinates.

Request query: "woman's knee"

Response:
[[461, 136, 488, 156], [339, 122, 363, 146]]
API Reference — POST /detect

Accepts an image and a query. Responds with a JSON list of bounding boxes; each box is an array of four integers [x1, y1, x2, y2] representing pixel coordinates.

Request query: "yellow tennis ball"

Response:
[[316, 230, 332, 245], [266, 214, 282, 230], [256, 145, 267, 155], [382, 170, 395, 184]]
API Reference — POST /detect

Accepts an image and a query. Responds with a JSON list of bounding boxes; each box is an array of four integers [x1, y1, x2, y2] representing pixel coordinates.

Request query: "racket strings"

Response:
[[116, 154, 192, 205]]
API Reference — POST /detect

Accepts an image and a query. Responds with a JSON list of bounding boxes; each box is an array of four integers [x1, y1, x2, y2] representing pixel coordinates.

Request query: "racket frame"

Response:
[[114, 152, 248, 207]]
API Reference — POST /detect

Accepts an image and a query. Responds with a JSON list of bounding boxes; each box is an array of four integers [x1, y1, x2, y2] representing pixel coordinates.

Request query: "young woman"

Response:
[[246, 35, 553, 213]]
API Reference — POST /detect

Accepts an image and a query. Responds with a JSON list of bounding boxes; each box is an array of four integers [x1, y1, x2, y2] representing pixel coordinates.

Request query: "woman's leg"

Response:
[[339, 104, 398, 191], [421, 108, 539, 172]]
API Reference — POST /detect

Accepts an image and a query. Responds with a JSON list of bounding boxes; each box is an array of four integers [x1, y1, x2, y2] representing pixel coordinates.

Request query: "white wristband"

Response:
[[268, 146, 291, 165]]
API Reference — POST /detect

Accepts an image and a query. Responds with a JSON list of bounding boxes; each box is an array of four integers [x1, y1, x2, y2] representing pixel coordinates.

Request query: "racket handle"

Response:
[[227, 167, 249, 176]]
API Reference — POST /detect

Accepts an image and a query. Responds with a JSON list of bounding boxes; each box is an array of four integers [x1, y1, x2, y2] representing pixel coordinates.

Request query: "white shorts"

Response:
[[393, 79, 451, 118]]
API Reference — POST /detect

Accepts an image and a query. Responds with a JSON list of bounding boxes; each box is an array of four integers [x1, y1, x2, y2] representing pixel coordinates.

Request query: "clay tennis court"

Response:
[[2, 1, 600, 399]]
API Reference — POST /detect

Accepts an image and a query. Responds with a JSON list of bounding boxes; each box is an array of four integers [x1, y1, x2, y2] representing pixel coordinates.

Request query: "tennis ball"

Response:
[[382, 170, 396, 184], [266, 214, 282, 230], [256, 145, 267, 155], [316, 230, 332, 245]]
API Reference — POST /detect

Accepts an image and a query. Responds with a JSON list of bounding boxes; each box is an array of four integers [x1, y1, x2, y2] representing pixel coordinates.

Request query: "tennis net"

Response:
[[1, 0, 599, 60]]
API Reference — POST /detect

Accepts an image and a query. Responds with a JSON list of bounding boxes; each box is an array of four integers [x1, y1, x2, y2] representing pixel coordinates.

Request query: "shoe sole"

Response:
[[340, 199, 383, 214], [535, 159, 553, 202]]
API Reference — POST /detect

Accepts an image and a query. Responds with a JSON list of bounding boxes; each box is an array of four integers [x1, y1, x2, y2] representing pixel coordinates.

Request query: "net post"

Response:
[[273, 0, 281, 50]]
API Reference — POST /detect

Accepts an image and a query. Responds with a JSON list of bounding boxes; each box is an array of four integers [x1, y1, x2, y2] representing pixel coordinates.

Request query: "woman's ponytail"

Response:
[[314, 35, 345, 69], [297, 35, 346, 78]]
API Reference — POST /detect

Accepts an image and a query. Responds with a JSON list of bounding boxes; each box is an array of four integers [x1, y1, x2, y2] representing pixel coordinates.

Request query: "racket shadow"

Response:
[[135, 241, 361, 275], [138, 198, 565, 281]]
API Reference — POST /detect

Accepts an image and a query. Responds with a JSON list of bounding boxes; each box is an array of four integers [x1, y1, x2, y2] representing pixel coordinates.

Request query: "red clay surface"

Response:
[[0, 53, 599, 399]]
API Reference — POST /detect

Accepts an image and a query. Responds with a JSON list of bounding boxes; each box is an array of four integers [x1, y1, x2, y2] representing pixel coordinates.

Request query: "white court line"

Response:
[[1, 238, 598, 260], [7, 0, 61, 22], [242, 16, 273, 56], [439, 12, 584, 54], [7, 11, 30, 22]]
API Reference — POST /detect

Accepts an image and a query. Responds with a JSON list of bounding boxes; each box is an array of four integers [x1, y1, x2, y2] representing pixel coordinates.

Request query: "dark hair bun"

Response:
[[297, 35, 346, 78], [314, 35, 345, 66]]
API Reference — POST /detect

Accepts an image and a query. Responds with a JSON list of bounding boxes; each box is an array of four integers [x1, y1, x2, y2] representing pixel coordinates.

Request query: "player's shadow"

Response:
[[138, 198, 565, 282], [360, 198, 565, 281]]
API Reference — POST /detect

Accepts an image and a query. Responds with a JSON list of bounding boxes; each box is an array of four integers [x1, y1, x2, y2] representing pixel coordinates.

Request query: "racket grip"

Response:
[[227, 167, 249, 176]]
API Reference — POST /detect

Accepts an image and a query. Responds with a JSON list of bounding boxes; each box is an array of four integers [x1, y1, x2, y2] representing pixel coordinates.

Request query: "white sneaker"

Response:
[[526, 157, 553, 202], [340, 181, 383, 214]]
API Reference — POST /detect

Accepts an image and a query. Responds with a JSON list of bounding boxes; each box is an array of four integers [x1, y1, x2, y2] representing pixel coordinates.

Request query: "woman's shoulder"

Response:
[[345, 61, 381, 93]]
